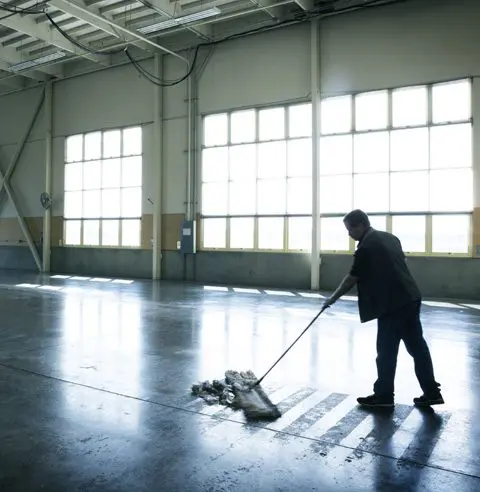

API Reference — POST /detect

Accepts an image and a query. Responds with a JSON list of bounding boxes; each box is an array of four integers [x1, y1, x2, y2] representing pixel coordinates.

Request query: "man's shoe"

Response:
[[357, 394, 394, 408], [413, 393, 445, 407]]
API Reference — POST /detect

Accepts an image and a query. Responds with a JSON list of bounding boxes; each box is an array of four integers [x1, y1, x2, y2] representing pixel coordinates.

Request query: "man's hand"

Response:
[[322, 297, 336, 311]]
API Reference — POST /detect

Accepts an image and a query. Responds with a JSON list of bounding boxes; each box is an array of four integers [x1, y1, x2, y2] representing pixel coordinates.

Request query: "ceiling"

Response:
[[0, 0, 403, 91]]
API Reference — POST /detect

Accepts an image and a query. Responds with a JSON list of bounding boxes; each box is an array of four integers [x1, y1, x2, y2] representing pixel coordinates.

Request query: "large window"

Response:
[[64, 127, 142, 248], [201, 79, 473, 256], [201, 103, 313, 251]]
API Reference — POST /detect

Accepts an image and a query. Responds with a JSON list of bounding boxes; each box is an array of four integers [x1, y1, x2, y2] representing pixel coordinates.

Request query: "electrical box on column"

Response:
[[180, 220, 196, 254]]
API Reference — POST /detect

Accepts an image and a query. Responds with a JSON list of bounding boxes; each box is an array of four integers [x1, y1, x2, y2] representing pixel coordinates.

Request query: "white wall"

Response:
[[0, 0, 479, 220]]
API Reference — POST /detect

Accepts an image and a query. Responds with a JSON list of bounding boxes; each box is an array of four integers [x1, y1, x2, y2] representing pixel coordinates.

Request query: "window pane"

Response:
[[353, 173, 389, 212], [355, 90, 388, 131], [121, 156, 142, 187], [103, 130, 121, 158], [287, 138, 311, 177], [66, 134, 83, 162], [231, 110, 255, 144], [321, 96, 351, 134], [65, 162, 83, 191], [390, 128, 429, 171], [430, 124, 472, 169], [204, 113, 228, 146], [320, 217, 349, 251], [319, 175, 352, 214], [64, 191, 82, 218], [83, 219, 99, 246], [102, 219, 119, 246], [320, 135, 352, 175], [102, 159, 121, 188], [288, 217, 312, 251], [101, 189, 121, 218], [289, 103, 312, 137], [122, 219, 141, 247], [203, 218, 226, 248], [258, 141, 286, 178], [368, 215, 387, 231], [430, 169, 473, 212], [432, 80, 471, 124], [259, 107, 285, 141], [65, 220, 81, 245], [230, 217, 254, 249], [353, 132, 389, 173], [257, 179, 286, 214], [258, 217, 284, 249], [121, 187, 142, 217], [202, 182, 228, 215], [392, 86, 427, 127], [287, 177, 312, 214], [84, 132, 101, 160], [229, 144, 256, 180], [432, 215, 470, 254], [123, 127, 142, 156], [229, 181, 256, 215], [390, 171, 428, 212], [83, 190, 101, 218], [202, 147, 228, 182], [83, 160, 101, 190], [391, 216, 425, 253]]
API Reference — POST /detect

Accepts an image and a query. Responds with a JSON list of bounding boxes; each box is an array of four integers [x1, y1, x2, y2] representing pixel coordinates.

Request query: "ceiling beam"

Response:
[[293, 0, 314, 9], [0, 45, 56, 80], [49, 0, 155, 53], [0, 13, 110, 66]]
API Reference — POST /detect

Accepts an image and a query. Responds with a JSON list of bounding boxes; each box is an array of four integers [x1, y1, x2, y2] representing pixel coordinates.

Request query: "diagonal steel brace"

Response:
[[0, 88, 45, 271]]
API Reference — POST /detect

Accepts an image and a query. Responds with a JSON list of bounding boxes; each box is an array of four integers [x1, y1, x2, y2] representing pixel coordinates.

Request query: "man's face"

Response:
[[344, 220, 366, 241]]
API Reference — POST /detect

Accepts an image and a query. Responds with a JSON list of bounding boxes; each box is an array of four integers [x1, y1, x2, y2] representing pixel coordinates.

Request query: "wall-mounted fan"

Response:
[[40, 192, 52, 210]]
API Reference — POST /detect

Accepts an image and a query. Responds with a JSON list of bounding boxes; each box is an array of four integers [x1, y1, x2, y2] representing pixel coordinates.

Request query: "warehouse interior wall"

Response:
[[0, 0, 479, 298]]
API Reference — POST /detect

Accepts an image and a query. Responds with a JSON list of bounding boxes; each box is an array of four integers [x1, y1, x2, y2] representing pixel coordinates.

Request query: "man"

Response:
[[323, 209, 443, 408]]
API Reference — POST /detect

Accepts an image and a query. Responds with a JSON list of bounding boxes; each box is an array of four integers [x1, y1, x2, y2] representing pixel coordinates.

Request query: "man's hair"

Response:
[[343, 209, 370, 227]]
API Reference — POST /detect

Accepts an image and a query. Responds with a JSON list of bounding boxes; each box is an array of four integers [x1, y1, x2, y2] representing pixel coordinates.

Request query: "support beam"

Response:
[[0, 46, 53, 80], [294, 0, 314, 10], [310, 18, 321, 290], [152, 54, 163, 279], [43, 81, 53, 272], [473, 78, 480, 258], [0, 14, 109, 66], [0, 89, 45, 272]]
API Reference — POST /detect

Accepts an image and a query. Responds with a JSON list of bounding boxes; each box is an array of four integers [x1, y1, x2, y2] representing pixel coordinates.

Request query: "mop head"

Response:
[[191, 370, 282, 421]]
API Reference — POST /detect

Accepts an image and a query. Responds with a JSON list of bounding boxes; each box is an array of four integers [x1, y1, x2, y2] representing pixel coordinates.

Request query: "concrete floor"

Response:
[[0, 271, 479, 491]]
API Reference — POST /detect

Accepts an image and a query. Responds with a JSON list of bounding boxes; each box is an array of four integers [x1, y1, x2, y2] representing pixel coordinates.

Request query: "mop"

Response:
[[233, 306, 329, 421]]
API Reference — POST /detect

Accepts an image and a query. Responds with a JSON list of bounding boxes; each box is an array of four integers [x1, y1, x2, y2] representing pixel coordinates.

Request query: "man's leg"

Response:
[[358, 313, 401, 407], [401, 301, 444, 406]]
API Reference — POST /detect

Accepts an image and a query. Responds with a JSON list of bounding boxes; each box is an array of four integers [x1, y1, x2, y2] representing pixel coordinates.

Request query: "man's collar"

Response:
[[358, 226, 373, 245]]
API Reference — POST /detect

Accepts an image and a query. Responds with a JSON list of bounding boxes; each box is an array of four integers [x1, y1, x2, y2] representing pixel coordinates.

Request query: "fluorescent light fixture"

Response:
[[422, 301, 459, 309], [203, 285, 229, 291], [461, 304, 480, 310], [39, 285, 63, 291], [89, 278, 112, 282], [51, 275, 71, 279], [138, 7, 221, 35], [9, 51, 65, 73], [16, 283, 40, 288], [70, 276, 91, 281], [112, 279, 134, 284], [233, 288, 260, 294]]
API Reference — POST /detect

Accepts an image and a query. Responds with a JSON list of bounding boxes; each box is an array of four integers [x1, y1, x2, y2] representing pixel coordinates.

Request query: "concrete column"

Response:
[[310, 18, 322, 289], [152, 54, 163, 279], [472, 78, 480, 257], [43, 81, 53, 272]]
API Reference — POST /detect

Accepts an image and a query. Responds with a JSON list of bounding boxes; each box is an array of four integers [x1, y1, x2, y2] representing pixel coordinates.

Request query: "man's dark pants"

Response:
[[373, 300, 440, 398]]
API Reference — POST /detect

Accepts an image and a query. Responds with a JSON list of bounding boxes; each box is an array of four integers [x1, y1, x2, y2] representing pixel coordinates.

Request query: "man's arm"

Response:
[[323, 274, 359, 308]]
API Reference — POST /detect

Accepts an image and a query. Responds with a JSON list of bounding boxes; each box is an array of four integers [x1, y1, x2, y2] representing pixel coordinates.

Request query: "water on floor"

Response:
[[0, 271, 479, 491]]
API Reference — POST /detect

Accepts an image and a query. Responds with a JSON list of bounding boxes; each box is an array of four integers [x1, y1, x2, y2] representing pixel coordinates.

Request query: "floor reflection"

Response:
[[61, 292, 142, 430]]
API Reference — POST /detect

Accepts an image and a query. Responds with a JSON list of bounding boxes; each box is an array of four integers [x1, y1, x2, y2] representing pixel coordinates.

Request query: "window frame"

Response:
[[63, 125, 143, 249], [200, 78, 474, 258]]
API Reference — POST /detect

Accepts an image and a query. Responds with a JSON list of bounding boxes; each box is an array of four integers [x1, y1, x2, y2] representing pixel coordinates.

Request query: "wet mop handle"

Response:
[[253, 306, 328, 387]]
